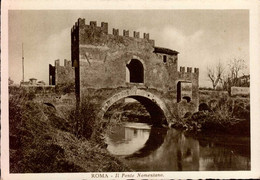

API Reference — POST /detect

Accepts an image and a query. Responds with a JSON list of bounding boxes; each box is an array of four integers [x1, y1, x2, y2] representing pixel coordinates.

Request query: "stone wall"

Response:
[[49, 59, 75, 87], [231, 86, 250, 97], [199, 90, 229, 104], [9, 85, 76, 107]]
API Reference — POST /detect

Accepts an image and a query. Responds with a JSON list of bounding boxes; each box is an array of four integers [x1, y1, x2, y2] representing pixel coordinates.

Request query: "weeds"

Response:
[[173, 97, 250, 136], [9, 90, 130, 173]]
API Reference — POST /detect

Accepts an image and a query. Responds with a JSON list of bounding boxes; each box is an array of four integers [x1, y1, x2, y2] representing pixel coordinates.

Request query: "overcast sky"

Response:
[[9, 10, 249, 87]]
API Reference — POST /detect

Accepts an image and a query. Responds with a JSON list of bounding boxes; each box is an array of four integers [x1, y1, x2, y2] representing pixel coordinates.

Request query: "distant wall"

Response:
[[9, 85, 76, 106], [199, 89, 250, 112], [199, 90, 229, 104], [49, 59, 75, 86], [231, 87, 250, 97]]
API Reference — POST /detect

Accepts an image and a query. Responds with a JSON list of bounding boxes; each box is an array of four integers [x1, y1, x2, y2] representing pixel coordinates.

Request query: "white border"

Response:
[[1, 0, 260, 179]]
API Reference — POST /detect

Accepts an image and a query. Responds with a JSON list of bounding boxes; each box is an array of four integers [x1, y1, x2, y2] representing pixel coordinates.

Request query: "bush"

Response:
[[233, 103, 250, 121], [55, 83, 75, 94], [78, 100, 98, 139], [69, 97, 107, 146], [199, 103, 211, 112], [173, 96, 250, 136]]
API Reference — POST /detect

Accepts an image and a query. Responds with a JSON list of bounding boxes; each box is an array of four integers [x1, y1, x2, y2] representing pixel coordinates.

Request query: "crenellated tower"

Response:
[[70, 18, 200, 119]]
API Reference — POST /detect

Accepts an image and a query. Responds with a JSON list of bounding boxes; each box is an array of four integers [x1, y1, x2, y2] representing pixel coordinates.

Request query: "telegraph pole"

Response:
[[22, 43, 24, 82]]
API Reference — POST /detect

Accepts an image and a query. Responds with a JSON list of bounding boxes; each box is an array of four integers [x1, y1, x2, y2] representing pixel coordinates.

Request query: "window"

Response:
[[126, 59, 144, 83], [163, 55, 167, 63]]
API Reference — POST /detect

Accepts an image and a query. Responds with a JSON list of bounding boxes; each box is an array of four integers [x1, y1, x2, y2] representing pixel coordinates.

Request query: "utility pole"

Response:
[[22, 43, 24, 82]]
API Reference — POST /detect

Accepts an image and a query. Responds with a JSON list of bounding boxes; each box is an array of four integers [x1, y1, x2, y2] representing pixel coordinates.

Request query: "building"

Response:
[[49, 19, 200, 122]]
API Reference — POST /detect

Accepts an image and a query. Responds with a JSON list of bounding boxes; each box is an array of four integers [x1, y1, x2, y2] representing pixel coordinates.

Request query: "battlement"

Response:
[[71, 18, 108, 33], [55, 59, 60, 66], [112, 28, 151, 40], [179, 66, 199, 74], [71, 18, 153, 42], [54, 59, 72, 67]]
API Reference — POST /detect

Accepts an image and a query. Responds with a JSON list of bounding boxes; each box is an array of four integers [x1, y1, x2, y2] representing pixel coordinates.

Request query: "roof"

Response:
[[153, 46, 179, 55]]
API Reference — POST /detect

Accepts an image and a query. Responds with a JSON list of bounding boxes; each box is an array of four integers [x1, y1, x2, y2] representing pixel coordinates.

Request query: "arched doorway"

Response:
[[126, 59, 144, 83]]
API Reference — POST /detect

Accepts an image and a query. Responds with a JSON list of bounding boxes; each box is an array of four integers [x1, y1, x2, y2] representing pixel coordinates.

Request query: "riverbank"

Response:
[[9, 92, 131, 173], [105, 97, 250, 136], [172, 97, 250, 136]]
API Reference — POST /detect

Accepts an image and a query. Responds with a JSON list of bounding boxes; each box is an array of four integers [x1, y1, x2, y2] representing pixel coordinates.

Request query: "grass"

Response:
[[9, 91, 130, 173]]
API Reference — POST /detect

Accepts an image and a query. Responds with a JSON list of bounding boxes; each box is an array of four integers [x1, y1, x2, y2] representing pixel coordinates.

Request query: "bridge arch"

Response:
[[97, 89, 172, 125]]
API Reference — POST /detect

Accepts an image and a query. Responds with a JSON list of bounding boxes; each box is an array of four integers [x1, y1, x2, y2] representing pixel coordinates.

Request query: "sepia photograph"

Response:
[[2, 1, 260, 179]]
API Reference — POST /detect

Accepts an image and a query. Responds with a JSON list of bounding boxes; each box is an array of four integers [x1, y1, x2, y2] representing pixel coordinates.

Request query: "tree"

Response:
[[228, 58, 246, 85], [207, 61, 225, 90], [222, 58, 248, 91]]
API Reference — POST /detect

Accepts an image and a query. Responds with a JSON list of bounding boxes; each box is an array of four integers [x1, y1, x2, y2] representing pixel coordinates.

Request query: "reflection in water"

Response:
[[126, 127, 167, 159], [106, 122, 250, 171], [106, 123, 151, 156]]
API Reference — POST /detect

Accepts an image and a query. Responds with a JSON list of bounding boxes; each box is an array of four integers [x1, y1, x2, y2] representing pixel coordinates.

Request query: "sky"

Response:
[[8, 10, 249, 87]]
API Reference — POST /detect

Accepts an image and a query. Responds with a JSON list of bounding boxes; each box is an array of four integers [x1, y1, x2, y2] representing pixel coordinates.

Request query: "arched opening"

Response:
[[182, 96, 191, 103], [104, 94, 168, 157], [98, 89, 171, 127], [104, 96, 166, 126], [104, 98, 150, 123], [130, 96, 166, 125], [126, 59, 144, 83]]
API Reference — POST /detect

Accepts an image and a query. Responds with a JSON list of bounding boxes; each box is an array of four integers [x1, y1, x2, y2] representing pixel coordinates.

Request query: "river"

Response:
[[105, 122, 250, 171]]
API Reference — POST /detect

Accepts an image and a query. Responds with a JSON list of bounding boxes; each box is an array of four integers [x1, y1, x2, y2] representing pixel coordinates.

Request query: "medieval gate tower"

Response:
[[69, 18, 199, 125]]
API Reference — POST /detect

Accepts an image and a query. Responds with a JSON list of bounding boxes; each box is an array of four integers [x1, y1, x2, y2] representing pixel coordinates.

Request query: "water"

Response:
[[106, 122, 250, 171]]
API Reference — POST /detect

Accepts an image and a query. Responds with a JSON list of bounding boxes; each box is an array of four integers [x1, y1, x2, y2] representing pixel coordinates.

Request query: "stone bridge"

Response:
[[52, 18, 200, 126]]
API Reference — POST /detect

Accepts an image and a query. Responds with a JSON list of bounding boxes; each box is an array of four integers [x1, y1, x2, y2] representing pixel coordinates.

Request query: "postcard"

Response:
[[1, 0, 260, 179]]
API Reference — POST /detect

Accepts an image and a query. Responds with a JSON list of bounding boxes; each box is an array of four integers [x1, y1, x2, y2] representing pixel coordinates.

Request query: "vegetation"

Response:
[[207, 58, 249, 92], [55, 82, 75, 94], [9, 91, 130, 173], [222, 58, 249, 92], [202, 58, 250, 135], [172, 97, 250, 136]]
